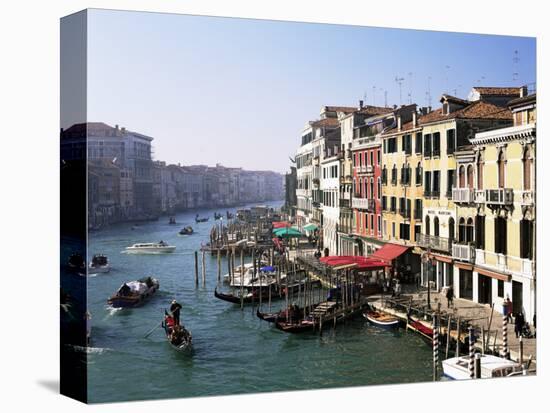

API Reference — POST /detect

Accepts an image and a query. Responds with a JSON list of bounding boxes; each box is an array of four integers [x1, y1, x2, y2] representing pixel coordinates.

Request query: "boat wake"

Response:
[[68, 345, 111, 355], [105, 306, 123, 316]]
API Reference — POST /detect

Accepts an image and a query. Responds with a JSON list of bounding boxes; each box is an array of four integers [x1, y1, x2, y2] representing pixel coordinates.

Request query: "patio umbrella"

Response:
[[273, 227, 303, 238]]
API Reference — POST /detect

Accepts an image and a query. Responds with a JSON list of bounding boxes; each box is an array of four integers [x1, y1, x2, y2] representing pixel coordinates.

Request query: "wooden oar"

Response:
[[144, 319, 164, 338]]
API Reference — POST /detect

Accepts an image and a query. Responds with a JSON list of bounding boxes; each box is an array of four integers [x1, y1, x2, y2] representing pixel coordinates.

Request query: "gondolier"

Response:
[[170, 300, 182, 326]]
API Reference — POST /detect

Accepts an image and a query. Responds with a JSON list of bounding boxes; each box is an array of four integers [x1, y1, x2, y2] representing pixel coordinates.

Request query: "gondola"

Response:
[[195, 214, 209, 223], [214, 287, 276, 304], [162, 311, 192, 352], [274, 318, 315, 333], [256, 308, 290, 323], [168, 217, 177, 225], [214, 212, 223, 220], [406, 313, 433, 341], [363, 310, 400, 329]]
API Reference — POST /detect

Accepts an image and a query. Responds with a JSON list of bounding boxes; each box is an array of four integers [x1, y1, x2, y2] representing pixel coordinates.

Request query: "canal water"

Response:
[[85, 201, 433, 403]]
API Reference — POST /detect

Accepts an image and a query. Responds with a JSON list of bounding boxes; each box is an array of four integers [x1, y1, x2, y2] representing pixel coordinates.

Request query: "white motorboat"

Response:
[[229, 267, 285, 288], [442, 354, 521, 380], [89, 254, 110, 273], [125, 241, 176, 254]]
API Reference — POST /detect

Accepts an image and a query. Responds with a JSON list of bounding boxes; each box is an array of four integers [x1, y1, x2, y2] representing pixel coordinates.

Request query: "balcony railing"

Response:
[[416, 233, 451, 252], [475, 188, 513, 205], [352, 197, 375, 211], [296, 188, 309, 197], [365, 165, 374, 175], [452, 243, 475, 263], [452, 187, 474, 204], [339, 199, 351, 209], [520, 190, 534, 206]]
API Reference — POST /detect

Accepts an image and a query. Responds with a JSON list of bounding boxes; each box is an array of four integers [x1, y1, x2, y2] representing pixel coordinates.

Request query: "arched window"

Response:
[[459, 165, 465, 188], [467, 165, 474, 189], [377, 177, 381, 199], [459, 217, 466, 243], [449, 217, 455, 241], [425, 215, 430, 236], [382, 166, 387, 184], [497, 150, 506, 188], [466, 218, 474, 243], [363, 178, 367, 198], [434, 217, 440, 237], [523, 147, 533, 190], [370, 178, 374, 200], [477, 152, 484, 189]]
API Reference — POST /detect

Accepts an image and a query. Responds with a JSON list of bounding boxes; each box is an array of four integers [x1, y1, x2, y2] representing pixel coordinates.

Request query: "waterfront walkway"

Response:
[[370, 286, 536, 364]]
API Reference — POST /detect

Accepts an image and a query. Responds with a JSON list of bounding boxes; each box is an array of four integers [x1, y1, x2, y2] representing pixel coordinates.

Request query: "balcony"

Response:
[[452, 243, 475, 263], [365, 165, 374, 175], [416, 233, 451, 253], [296, 188, 309, 197], [339, 198, 351, 209], [352, 197, 375, 211], [452, 187, 474, 204], [475, 188, 513, 205], [520, 190, 534, 206], [312, 178, 320, 187]]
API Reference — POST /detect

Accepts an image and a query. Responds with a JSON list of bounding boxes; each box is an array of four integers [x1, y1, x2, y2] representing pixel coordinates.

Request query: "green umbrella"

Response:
[[273, 227, 303, 238], [303, 223, 318, 231]]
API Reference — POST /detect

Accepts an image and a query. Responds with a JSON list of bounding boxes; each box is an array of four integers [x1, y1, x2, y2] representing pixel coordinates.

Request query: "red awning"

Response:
[[319, 255, 390, 270], [272, 221, 291, 229], [370, 243, 409, 263]]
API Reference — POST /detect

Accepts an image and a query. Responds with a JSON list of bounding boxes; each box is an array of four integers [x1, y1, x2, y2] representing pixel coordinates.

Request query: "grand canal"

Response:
[[84, 201, 433, 403]]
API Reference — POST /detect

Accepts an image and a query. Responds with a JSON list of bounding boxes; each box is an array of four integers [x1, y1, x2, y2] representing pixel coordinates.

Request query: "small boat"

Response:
[[275, 318, 315, 333], [108, 276, 159, 308], [195, 214, 209, 223], [126, 241, 176, 254], [406, 313, 433, 341], [214, 212, 223, 220], [67, 253, 86, 274], [363, 310, 400, 329], [168, 217, 177, 225], [178, 226, 194, 235], [89, 254, 110, 273], [214, 288, 276, 304], [162, 311, 192, 352], [442, 354, 522, 380]]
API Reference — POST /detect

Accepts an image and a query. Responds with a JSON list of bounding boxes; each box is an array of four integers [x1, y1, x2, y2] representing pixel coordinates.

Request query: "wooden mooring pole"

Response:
[[217, 249, 221, 284], [194, 251, 199, 287], [240, 249, 244, 310], [201, 250, 206, 286]]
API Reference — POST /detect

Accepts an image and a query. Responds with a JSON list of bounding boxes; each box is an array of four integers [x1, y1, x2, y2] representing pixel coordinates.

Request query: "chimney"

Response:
[[397, 114, 402, 131], [520, 86, 528, 97], [359, 100, 364, 109], [115, 124, 119, 130], [121, 127, 126, 133], [412, 111, 417, 127]]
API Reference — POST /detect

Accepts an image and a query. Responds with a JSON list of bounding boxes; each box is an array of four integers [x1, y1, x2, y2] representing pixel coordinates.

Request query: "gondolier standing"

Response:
[[170, 300, 182, 326]]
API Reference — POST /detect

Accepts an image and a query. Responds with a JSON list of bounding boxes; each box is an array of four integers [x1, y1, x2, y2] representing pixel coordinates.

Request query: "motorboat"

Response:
[[125, 241, 176, 254], [178, 226, 194, 235], [363, 310, 400, 329], [89, 254, 110, 273], [442, 354, 522, 380], [108, 276, 159, 308]]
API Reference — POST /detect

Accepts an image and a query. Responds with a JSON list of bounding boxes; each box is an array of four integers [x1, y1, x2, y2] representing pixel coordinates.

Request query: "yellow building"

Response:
[[416, 91, 515, 293], [464, 91, 536, 322]]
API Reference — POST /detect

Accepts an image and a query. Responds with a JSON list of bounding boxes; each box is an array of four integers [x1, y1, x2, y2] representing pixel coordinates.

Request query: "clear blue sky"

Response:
[[85, 9, 536, 173]]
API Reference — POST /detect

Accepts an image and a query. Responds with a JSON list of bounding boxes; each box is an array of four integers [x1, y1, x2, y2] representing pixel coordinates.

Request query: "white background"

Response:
[[0, 0, 546, 411]]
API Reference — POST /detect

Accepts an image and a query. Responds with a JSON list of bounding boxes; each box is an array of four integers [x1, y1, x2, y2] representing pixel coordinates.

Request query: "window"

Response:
[[370, 215, 374, 234], [391, 165, 397, 185], [448, 217, 455, 241], [387, 137, 397, 153], [467, 165, 474, 189], [459, 165, 465, 188], [475, 215, 485, 249], [400, 223, 410, 241], [497, 150, 506, 188], [477, 153, 484, 189], [433, 170, 440, 196], [523, 148, 533, 190], [498, 280, 504, 298], [370, 178, 374, 200], [433, 132, 441, 157], [446, 129, 456, 155], [370, 151, 374, 166], [520, 219, 534, 259], [415, 163, 422, 186], [434, 217, 440, 237], [415, 132, 423, 154], [377, 178, 381, 199], [390, 197, 397, 212], [425, 215, 430, 236], [414, 199, 422, 219], [424, 134, 432, 157], [414, 224, 421, 242], [466, 218, 474, 243], [382, 196, 387, 211], [378, 216, 381, 235], [392, 222, 396, 238], [376, 150, 381, 165], [495, 216, 507, 254], [382, 166, 388, 185], [459, 218, 466, 242], [459, 269, 473, 300], [403, 134, 412, 155], [447, 170, 455, 197], [424, 171, 432, 196]]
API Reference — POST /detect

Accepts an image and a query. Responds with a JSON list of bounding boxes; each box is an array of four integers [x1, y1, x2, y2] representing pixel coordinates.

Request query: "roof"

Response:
[[357, 105, 394, 115], [370, 243, 409, 262], [323, 106, 357, 113], [441, 94, 469, 105], [311, 118, 340, 128], [508, 93, 536, 109], [472, 86, 523, 96], [319, 256, 391, 270]]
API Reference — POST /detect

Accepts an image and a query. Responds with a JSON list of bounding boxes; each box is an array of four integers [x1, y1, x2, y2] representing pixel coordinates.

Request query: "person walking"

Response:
[[503, 296, 513, 322], [170, 300, 182, 326], [514, 311, 525, 338], [446, 285, 454, 308]]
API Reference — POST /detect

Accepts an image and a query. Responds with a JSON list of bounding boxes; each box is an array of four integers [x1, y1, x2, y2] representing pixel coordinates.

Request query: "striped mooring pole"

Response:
[[433, 314, 439, 381], [468, 326, 475, 379], [502, 314, 510, 359]]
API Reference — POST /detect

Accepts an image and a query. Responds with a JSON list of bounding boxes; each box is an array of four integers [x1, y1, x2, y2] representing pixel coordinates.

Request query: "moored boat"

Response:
[[126, 241, 176, 254], [406, 313, 434, 341], [108, 276, 159, 308], [162, 312, 192, 352], [178, 226, 194, 235], [442, 354, 522, 380], [214, 287, 277, 304], [89, 254, 110, 273], [363, 310, 400, 329]]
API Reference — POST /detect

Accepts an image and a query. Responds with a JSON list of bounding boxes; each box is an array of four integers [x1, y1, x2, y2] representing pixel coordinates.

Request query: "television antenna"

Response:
[[384, 90, 388, 108], [372, 86, 377, 106], [395, 76, 405, 105], [444, 65, 451, 93], [425, 76, 432, 107], [512, 50, 520, 81], [407, 72, 414, 104]]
